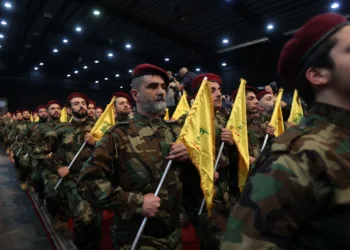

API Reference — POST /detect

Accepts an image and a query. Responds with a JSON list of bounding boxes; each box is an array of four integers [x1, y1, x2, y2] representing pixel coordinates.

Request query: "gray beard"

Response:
[[143, 100, 166, 115]]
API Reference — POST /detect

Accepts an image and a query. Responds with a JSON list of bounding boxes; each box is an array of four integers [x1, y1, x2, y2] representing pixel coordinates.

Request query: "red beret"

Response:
[[132, 63, 169, 86], [278, 13, 348, 87], [15, 110, 22, 115], [47, 100, 61, 109], [66, 92, 89, 106], [232, 86, 257, 100], [191, 73, 222, 91], [95, 106, 103, 111], [88, 100, 96, 106], [112, 92, 132, 104], [256, 90, 272, 101], [35, 105, 47, 113], [22, 108, 31, 113]]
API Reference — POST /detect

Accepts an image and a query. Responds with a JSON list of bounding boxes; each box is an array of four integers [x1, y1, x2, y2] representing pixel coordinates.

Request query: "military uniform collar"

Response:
[[310, 102, 350, 130], [116, 114, 129, 123], [134, 112, 162, 126]]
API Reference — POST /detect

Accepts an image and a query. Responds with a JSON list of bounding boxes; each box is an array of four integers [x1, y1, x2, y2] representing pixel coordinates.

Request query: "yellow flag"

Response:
[[172, 92, 190, 120], [90, 96, 116, 141], [176, 77, 215, 214], [270, 89, 285, 137], [30, 114, 34, 122], [34, 116, 39, 122], [164, 108, 170, 120], [60, 107, 68, 122], [226, 79, 250, 191], [288, 89, 304, 125]]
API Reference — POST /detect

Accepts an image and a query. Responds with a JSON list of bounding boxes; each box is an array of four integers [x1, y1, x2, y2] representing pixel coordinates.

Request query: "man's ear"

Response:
[[305, 67, 331, 87], [130, 89, 139, 102]]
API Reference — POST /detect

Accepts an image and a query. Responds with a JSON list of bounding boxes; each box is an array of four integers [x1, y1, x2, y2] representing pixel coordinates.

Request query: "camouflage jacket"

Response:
[[78, 112, 184, 245], [221, 102, 350, 250], [9, 120, 31, 153], [36, 118, 95, 174], [247, 116, 267, 158]]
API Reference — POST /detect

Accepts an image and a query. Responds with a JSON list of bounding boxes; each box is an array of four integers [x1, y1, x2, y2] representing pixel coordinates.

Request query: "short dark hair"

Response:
[[297, 37, 337, 106]]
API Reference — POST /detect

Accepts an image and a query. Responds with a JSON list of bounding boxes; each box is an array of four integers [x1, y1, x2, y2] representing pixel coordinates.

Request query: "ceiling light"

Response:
[[108, 53, 113, 57], [125, 44, 132, 49], [267, 23, 274, 30], [331, 2, 340, 9], [67, 74, 71, 77], [222, 62, 227, 66], [95, 80, 99, 83], [196, 68, 200, 72], [94, 60, 99, 63], [1, 20, 7, 26], [0, 45, 2, 48], [222, 38, 229, 44], [34, 67, 38, 71], [115, 74, 120, 77], [75, 26, 82, 32], [129, 69, 132, 73], [83, 65, 88, 69], [53, 48, 58, 53], [165, 58, 170, 61], [0, 34, 4, 39], [63, 38, 68, 43], [120, 86, 123, 89], [4, 2, 12, 9], [74, 70, 78, 74], [104, 77, 108, 80], [93, 10, 100, 16], [39, 62, 44, 66]]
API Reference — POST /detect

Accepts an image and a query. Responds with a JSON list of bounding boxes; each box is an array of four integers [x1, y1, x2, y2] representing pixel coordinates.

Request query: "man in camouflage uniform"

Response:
[[77, 64, 190, 250], [32, 100, 69, 231], [87, 100, 96, 121], [233, 87, 275, 163], [36, 93, 101, 249], [181, 73, 239, 250], [112, 92, 132, 123], [4, 110, 22, 149], [221, 13, 350, 250], [18, 105, 48, 191]]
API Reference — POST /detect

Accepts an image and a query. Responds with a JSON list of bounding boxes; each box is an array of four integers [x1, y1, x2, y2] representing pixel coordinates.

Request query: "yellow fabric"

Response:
[[30, 114, 34, 122], [60, 107, 68, 123], [288, 89, 304, 125], [34, 116, 39, 122], [164, 108, 170, 120], [226, 78, 250, 191], [270, 88, 285, 137], [90, 96, 116, 141], [172, 92, 190, 120], [176, 77, 215, 215]]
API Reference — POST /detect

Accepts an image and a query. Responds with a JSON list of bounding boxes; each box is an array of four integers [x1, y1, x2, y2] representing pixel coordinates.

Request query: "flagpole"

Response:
[[130, 160, 173, 250], [261, 134, 269, 152], [54, 141, 87, 190], [198, 142, 225, 215]]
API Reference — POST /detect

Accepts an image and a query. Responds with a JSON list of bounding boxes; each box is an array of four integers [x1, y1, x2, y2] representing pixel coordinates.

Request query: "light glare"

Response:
[[95, 60, 99, 63], [196, 68, 200, 72], [93, 10, 100, 16], [1, 20, 7, 26], [76, 26, 82, 32], [53, 48, 58, 53], [74, 70, 78, 74], [267, 24, 274, 30], [83, 65, 88, 69], [222, 38, 229, 44], [39, 62, 44, 66], [108, 53, 113, 57], [331, 2, 340, 9], [4, 2, 12, 9], [115, 74, 120, 77]]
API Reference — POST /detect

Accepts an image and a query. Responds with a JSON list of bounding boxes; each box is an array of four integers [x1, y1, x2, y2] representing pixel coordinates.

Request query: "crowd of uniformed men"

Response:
[[0, 12, 349, 250]]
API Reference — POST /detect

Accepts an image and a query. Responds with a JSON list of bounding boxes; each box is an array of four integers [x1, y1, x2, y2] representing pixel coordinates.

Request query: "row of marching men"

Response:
[[1, 11, 348, 250], [0, 61, 303, 250]]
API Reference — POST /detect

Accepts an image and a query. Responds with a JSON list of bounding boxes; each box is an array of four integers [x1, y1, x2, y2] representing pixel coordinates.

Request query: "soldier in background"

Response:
[[112, 92, 132, 122], [221, 13, 350, 250], [182, 73, 238, 250], [95, 106, 103, 118], [78, 64, 189, 250], [87, 100, 96, 121]]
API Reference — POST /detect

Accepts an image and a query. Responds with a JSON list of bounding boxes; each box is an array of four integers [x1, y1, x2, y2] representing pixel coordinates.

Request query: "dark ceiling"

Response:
[[0, 0, 349, 91]]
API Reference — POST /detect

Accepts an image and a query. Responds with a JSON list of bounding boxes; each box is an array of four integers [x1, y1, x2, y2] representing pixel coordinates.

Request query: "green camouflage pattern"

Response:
[[221, 102, 350, 250], [34, 118, 101, 249], [78, 112, 184, 249], [8, 120, 31, 153], [247, 116, 266, 158]]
